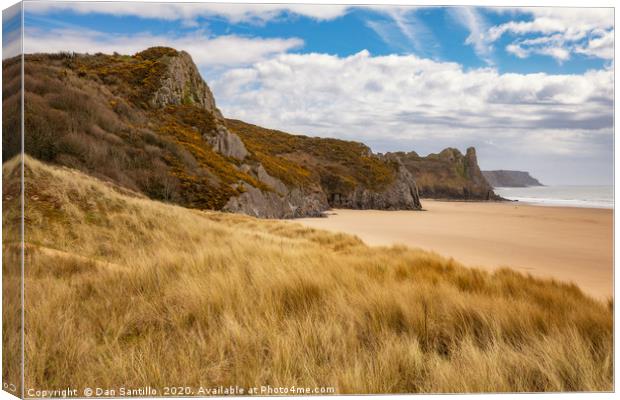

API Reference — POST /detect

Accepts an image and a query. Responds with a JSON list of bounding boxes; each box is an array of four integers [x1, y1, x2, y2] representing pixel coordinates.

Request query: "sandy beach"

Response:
[[293, 201, 613, 299]]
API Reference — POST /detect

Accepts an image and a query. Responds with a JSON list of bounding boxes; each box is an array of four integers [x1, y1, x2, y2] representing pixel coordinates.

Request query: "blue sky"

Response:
[[3, 2, 615, 184], [22, 5, 610, 74]]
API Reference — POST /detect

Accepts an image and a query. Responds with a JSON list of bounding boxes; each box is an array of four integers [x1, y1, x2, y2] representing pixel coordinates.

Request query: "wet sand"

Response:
[[293, 201, 613, 299]]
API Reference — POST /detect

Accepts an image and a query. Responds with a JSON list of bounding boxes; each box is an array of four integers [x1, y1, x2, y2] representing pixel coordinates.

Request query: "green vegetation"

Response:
[[70, 47, 179, 108], [3, 156, 612, 394], [2, 56, 21, 162], [157, 108, 270, 209], [12, 52, 263, 211], [16, 50, 404, 213], [163, 105, 217, 137], [227, 119, 397, 194]]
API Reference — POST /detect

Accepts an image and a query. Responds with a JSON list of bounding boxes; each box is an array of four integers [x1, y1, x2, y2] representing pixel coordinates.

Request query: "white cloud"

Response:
[[486, 8, 614, 62], [365, 7, 438, 57], [209, 51, 612, 183], [506, 40, 571, 63], [23, 28, 303, 68], [2, 3, 22, 59], [449, 7, 493, 64], [488, 17, 565, 41], [505, 43, 527, 58], [3, 2, 21, 24], [489, 8, 613, 39], [538, 46, 570, 62], [576, 30, 614, 60], [24, 2, 350, 24], [2, 29, 21, 60]]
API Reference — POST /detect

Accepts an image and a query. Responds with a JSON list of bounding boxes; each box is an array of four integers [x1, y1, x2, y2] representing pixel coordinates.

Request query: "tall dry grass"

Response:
[[2, 156, 613, 394], [2, 156, 23, 396]]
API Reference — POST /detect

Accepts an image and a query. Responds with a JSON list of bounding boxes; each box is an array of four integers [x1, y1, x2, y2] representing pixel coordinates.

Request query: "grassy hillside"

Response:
[[3, 52, 268, 211], [3, 156, 612, 393], [4, 51, 411, 216], [227, 119, 498, 202], [226, 119, 397, 195]]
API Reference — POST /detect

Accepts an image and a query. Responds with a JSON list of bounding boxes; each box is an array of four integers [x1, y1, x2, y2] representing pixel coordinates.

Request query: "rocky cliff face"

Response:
[[149, 49, 332, 217], [18, 48, 424, 218], [147, 50, 249, 161], [482, 170, 543, 187], [223, 163, 328, 218], [224, 184, 328, 218], [225, 119, 423, 214], [143, 49, 424, 216], [386, 147, 500, 200], [150, 51, 219, 112], [329, 164, 421, 210]]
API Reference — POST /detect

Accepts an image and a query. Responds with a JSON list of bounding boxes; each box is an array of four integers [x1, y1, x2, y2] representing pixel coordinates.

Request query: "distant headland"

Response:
[[482, 170, 544, 188]]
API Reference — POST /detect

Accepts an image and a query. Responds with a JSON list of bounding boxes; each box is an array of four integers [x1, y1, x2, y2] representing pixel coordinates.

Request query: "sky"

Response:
[[2, 1, 615, 185]]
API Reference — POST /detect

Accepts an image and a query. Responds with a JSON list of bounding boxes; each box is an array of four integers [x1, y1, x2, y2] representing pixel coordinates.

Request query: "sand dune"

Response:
[[294, 201, 613, 299], [3, 157, 612, 392]]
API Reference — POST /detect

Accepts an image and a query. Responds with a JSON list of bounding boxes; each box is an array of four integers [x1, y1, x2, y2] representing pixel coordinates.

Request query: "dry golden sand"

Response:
[[294, 201, 613, 299]]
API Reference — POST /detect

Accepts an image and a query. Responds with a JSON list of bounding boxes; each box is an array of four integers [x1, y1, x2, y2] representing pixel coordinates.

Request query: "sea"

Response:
[[493, 185, 614, 209]]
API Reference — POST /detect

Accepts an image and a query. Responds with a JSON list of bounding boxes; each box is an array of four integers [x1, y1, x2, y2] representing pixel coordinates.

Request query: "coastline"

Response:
[[493, 185, 613, 209], [504, 199, 613, 209], [292, 200, 613, 299]]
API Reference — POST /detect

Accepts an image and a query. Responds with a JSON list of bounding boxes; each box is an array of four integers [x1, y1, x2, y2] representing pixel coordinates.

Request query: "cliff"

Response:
[[385, 147, 500, 200], [225, 119, 422, 211], [482, 170, 544, 187], [9, 47, 422, 218]]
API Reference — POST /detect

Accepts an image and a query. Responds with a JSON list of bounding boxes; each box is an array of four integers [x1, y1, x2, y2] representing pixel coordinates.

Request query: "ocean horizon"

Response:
[[494, 185, 614, 209]]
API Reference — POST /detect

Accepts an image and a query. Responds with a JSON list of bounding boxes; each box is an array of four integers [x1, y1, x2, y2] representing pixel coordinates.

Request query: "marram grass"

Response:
[[2, 156, 612, 394]]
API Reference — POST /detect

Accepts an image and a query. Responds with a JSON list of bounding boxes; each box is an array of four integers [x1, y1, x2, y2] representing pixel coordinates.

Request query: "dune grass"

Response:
[[2, 156, 613, 394]]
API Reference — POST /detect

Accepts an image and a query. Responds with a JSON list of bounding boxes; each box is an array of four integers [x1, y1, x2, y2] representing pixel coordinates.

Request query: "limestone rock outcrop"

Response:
[[150, 51, 219, 113], [329, 165, 421, 210], [148, 50, 249, 161], [386, 147, 500, 200], [206, 126, 248, 160], [223, 163, 329, 218]]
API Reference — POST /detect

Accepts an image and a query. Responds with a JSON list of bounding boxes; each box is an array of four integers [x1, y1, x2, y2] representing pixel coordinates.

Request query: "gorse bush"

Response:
[[2, 156, 612, 394]]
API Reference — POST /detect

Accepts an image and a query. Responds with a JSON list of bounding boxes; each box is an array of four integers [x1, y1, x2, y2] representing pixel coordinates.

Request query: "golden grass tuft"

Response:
[[2, 156, 613, 394]]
